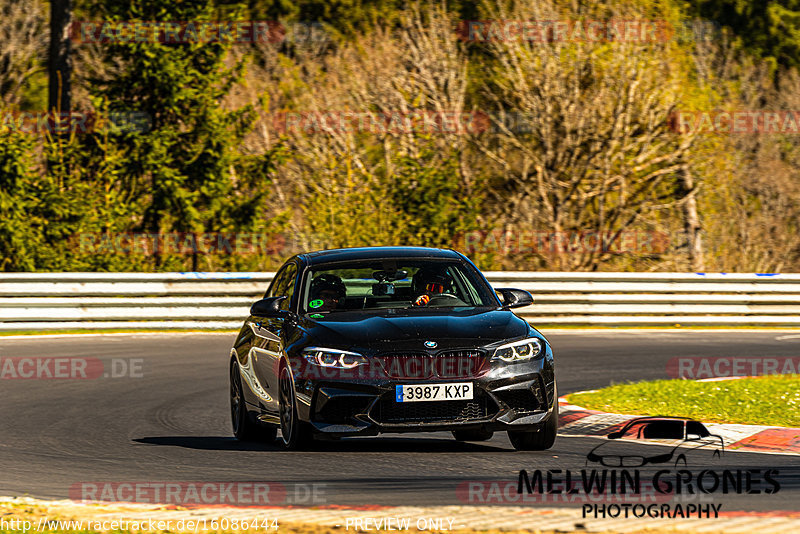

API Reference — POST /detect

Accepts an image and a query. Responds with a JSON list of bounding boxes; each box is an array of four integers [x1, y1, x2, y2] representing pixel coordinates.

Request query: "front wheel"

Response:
[[278, 365, 314, 450], [230, 361, 277, 442], [508, 399, 558, 451]]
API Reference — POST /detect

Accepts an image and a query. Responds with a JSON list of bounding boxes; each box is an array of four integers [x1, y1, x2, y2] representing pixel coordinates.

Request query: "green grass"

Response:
[[568, 375, 800, 427]]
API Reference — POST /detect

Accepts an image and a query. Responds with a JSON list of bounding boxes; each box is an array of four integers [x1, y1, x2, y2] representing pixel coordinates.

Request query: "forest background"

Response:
[[2, 0, 799, 273]]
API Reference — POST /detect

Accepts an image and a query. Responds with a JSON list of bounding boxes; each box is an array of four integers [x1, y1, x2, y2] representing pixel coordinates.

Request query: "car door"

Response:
[[249, 262, 298, 416], [678, 421, 724, 467]]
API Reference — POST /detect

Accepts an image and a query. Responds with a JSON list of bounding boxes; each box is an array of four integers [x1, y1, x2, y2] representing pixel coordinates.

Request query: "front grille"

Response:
[[379, 352, 433, 379], [371, 390, 498, 424], [436, 350, 487, 378], [378, 350, 487, 380]]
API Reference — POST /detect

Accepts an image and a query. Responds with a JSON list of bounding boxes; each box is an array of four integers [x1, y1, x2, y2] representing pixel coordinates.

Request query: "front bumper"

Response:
[[291, 355, 556, 437]]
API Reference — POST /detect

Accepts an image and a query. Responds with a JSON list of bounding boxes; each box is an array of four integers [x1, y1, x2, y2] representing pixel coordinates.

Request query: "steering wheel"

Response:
[[414, 293, 460, 306], [431, 293, 459, 300]]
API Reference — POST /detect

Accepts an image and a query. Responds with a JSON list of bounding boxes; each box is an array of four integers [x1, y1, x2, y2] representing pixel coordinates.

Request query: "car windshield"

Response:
[[300, 259, 495, 314]]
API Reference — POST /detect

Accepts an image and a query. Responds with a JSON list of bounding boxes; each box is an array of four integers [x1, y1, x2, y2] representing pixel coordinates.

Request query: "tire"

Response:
[[278, 364, 314, 450], [230, 361, 277, 442], [508, 397, 558, 451], [452, 428, 494, 442]]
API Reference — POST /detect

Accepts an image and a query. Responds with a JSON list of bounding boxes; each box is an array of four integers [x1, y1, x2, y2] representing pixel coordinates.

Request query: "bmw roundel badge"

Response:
[[424, 341, 438, 348]]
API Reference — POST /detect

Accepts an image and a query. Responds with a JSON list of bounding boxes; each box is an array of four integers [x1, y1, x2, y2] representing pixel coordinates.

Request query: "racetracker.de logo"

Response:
[[69, 482, 326, 506], [456, 479, 672, 504], [270, 110, 490, 135], [290, 353, 487, 380], [0, 358, 143, 380], [460, 229, 670, 256], [456, 19, 674, 43], [74, 232, 285, 256], [667, 357, 800, 379], [0, 111, 151, 136], [71, 21, 285, 44], [670, 110, 800, 135]]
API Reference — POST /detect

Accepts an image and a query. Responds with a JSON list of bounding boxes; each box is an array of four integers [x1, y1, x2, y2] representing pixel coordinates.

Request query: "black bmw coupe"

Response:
[[228, 246, 557, 450]]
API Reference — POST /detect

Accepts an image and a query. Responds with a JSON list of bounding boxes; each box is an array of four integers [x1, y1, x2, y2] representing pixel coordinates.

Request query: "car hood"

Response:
[[297, 307, 533, 353]]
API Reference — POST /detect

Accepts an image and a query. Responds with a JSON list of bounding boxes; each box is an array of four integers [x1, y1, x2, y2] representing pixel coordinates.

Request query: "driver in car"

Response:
[[412, 268, 453, 306], [309, 274, 347, 312]]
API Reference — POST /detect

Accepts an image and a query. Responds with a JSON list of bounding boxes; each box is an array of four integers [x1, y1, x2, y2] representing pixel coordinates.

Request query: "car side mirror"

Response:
[[250, 296, 287, 317], [496, 288, 534, 309]]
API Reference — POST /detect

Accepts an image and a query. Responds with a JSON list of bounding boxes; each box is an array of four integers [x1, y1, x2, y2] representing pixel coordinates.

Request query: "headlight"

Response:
[[491, 338, 543, 362], [303, 347, 368, 369]]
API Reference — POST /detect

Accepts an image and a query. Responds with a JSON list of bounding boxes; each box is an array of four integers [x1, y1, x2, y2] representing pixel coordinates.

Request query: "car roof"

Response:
[[299, 246, 464, 266]]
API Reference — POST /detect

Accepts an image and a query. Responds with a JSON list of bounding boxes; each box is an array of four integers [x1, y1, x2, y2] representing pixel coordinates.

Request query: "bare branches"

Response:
[[0, 0, 47, 106], [472, 0, 699, 270]]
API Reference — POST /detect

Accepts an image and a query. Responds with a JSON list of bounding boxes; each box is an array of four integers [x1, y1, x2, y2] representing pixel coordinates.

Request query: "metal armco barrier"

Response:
[[1, 272, 800, 330]]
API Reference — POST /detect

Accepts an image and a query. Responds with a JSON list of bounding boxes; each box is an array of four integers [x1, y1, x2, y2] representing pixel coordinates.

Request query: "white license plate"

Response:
[[395, 383, 473, 403]]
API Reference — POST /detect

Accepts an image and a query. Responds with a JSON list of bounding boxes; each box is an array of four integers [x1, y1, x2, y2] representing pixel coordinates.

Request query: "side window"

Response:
[[686, 421, 710, 439], [265, 267, 288, 298], [277, 264, 297, 310], [450, 266, 478, 305], [641, 420, 684, 440]]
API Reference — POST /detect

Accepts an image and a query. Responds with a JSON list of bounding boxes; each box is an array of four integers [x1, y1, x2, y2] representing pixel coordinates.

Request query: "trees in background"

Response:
[[263, 7, 485, 251], [690, 0, 800, 72], [473, 0, 709, 271], [48, 0, 72, 115], [0, 0, 47, 107], [1, 0, 799, 272]]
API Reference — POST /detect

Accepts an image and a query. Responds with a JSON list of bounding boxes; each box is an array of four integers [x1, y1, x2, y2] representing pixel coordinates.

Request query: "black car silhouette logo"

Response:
[[586, 417, 724, 468]]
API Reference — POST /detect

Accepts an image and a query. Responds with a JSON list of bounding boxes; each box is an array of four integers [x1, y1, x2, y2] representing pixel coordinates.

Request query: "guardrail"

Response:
[[1, 272, 800, 330]]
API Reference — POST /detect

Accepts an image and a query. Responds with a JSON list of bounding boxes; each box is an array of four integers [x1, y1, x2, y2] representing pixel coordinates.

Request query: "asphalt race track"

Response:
[[1, 331, 799, 512]]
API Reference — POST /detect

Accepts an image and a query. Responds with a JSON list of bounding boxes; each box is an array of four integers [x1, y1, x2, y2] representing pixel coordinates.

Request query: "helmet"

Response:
[[310, 274, 347, 301], [412, 268, 453, 296]]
